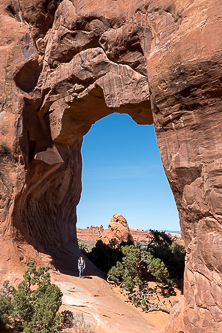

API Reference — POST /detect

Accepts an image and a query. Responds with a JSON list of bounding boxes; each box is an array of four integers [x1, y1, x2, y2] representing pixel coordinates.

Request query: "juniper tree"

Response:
[[0, 261, 63, 332]]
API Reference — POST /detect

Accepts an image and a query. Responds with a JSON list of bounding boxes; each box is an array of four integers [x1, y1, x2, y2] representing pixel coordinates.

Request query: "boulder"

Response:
[[96, 214, 134, 247]]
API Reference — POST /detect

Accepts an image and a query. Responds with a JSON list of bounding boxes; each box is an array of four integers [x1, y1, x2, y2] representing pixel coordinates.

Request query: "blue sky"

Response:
[[77, 113, 180, 232]]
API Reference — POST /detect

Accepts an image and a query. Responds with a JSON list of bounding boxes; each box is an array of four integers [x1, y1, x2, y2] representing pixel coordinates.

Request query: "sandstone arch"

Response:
[[1, 0, 222, 332]]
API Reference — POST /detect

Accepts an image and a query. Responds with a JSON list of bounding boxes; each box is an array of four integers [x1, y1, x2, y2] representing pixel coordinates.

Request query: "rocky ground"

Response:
[[1, 259, 179, 333], [51, 270, 170, 333]]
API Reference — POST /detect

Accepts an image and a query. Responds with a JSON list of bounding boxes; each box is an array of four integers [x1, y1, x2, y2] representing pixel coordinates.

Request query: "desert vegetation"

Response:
[[62, 312, 95, 333], [80, 230, 185, 313], [0, 262, 94, 333], [0, 262, 63, 332]]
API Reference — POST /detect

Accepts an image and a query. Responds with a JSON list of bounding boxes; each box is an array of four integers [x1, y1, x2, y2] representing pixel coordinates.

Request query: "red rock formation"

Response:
[[77, 225, 185, 247], [130, 228, 185, 247], [130, 228, 153, 242], [96, 214, 134, 247], [77, 225, 104, 241], [0, 0, 222, 332]]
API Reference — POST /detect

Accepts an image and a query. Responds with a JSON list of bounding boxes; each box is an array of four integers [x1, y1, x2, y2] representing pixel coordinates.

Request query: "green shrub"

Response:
[[0, 280, 15, 329], [136, 231, 186, 290], [132, 295, 141, 307], [108, 261, 124, 284], [0, 261, 63, 332], [108, 245, 173, 291], [142, 251, 173, 286]]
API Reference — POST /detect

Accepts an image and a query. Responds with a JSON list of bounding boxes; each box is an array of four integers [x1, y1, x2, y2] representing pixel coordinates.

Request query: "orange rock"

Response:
[[0, 1, 222, 332], [97, 214, 134, 247], [165, 296, 185, 333], [77, 225, 104, 241]]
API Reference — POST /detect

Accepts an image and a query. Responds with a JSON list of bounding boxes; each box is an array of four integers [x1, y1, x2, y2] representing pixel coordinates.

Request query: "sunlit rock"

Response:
[[1, 0, 222, 332]]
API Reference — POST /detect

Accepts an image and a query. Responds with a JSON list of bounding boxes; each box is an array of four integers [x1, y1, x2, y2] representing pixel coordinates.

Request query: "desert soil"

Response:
[[112, 282, 181, 331]]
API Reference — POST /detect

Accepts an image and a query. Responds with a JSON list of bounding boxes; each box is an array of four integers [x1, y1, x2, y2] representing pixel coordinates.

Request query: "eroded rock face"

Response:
[[96, 214, 134, 247], [1, 0, 222, 332], [165, 296, 185, 333]]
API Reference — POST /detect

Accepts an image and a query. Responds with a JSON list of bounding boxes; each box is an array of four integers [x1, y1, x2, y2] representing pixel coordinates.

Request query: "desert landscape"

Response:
[[1, 0, 222, 332], [75, 214, 185, 332], [1, 214, 185, 332]]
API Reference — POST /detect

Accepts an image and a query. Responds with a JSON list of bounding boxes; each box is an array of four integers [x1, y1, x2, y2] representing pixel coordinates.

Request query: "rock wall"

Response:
[[146, 1, 222, 331], [0, 0, 222, 331]]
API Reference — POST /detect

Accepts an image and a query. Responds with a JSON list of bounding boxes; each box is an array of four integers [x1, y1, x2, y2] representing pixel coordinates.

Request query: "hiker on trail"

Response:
[[78, 256, 85, 278]]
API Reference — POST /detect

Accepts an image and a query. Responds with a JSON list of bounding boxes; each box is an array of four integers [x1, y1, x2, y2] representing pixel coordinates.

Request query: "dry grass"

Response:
[[63, 312, 95, 333]]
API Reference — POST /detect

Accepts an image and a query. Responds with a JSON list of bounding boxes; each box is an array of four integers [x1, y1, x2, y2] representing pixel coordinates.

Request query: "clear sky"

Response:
[[77, 113, 180, 232]]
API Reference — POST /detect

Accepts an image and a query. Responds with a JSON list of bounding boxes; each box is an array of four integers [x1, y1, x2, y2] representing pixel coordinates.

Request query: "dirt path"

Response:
[[51, 271, 163, 333]]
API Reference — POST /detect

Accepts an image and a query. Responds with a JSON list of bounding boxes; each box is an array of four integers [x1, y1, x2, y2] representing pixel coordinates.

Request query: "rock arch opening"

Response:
[[11, 16, 154, 262], [78, 113, 179, 232]]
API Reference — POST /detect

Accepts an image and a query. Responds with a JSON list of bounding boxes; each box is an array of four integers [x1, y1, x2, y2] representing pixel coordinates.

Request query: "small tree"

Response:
[[121, 246, 143, 292], [108, 261, 124, 285], [0, 261, 63, 332], [142, 251, 173, 286], [107, 245, 175, 313], [108, 245, 143, 292], [107, 245, 172, 291], [0, 280, 14, 329]]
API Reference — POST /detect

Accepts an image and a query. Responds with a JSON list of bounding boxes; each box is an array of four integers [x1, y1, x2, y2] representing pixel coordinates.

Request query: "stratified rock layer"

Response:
[[77, 225, 104, 241], [0, 0, 222, 332]]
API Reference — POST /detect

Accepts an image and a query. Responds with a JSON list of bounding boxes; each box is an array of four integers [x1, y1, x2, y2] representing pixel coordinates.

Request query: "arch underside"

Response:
[[13, 21, 153, 257]]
